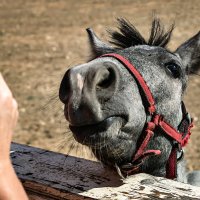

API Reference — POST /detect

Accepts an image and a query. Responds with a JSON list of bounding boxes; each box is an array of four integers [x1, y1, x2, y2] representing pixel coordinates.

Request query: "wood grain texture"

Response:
[[10, 143, 200, 199]]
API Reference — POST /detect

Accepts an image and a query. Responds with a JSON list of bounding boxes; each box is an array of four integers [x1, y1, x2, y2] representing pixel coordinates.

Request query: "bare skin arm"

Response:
[[0, 73, 28, 200]]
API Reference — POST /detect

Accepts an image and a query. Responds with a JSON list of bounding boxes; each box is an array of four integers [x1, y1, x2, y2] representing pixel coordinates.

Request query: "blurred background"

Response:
[[0, 0, 199, 171]]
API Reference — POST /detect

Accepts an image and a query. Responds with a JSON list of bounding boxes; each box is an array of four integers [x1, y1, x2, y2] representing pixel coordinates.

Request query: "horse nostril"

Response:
[[96, 67, 115, 90], [95, 65, 118, 101], [59, 69, 71, 104]]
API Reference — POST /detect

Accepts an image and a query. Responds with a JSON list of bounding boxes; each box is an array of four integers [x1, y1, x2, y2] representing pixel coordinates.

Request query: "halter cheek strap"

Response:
[[101, 53, 193, 179]]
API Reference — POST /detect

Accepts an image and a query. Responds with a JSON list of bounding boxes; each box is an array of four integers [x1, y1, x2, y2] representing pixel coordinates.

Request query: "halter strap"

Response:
[[100, 53, 193, 179], [101, 53, 156, 114]]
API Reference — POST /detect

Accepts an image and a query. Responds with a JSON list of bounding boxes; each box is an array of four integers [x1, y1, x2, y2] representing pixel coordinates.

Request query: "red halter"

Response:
[[101, 53, 193, 179]]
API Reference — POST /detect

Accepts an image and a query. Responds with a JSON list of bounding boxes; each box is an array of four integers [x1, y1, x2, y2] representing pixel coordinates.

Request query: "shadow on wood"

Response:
[[11, 143, 200, 199]]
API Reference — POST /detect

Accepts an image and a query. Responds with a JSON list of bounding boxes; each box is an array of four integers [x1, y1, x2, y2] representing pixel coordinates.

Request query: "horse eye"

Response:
[[165, 62, 181, 78]]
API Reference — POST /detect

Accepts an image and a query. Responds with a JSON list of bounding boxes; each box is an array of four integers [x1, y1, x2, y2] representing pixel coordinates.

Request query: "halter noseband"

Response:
[[101, 53, 193, 179]]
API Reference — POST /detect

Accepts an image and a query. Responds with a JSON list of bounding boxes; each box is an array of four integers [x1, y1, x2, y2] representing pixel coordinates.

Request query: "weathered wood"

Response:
[[11, 143, 200, 199]]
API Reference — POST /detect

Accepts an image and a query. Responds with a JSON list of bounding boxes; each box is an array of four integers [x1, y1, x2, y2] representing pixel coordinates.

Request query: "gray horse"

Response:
[[59, 18, 200, 186]]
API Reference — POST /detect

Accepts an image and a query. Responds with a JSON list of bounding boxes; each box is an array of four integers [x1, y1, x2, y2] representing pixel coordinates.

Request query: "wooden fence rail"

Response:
[[10, 143, 200, 199]]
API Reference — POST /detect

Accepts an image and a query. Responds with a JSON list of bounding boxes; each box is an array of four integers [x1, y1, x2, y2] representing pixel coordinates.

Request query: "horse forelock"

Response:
[[108, 18, 174, 49]]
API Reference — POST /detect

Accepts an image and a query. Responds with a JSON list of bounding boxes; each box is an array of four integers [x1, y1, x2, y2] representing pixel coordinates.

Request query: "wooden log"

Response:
[[11, 143, 200, 199]]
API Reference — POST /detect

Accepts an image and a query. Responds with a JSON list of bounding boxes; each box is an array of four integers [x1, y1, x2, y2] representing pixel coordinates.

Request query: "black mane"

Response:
[[109, 18, 174, 49]]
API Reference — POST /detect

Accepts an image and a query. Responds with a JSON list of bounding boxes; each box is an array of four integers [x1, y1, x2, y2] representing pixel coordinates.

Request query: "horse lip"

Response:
[[69, 115, 126, 129], [69, 116, 126, 144]]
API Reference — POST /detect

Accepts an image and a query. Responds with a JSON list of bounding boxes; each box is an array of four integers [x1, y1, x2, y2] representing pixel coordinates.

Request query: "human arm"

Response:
[[0, 73, 28, 200]]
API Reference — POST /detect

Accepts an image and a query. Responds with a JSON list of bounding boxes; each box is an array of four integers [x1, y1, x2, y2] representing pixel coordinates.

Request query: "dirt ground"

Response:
[[0, 0, 200, 171]]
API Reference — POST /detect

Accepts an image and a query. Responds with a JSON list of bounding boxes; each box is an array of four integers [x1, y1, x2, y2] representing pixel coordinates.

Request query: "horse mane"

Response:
[[109, 18, 174, 49]]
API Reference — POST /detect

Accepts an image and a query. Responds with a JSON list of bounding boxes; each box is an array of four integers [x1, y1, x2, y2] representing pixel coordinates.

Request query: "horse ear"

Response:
[[86, 28, 114, 60], [175, 31, 200, 74]]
